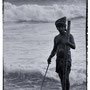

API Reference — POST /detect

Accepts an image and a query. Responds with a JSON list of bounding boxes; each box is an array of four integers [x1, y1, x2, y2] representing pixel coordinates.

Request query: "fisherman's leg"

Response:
[[59, 70, 70, 90], [58, 73, 64, 90], [66, 64, 71, 90], [66, 73, 70, 90], [58, 72, 70, 90]]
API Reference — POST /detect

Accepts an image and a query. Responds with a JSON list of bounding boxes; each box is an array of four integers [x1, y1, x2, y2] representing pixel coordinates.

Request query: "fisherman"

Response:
[[47, 17, 76, 90]]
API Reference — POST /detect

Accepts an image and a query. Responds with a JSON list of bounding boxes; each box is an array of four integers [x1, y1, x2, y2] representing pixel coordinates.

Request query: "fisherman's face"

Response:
[[57, 24, 66, 34]]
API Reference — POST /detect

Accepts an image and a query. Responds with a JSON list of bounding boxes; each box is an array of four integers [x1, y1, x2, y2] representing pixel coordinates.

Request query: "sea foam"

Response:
[[4, 2, 86, 22]]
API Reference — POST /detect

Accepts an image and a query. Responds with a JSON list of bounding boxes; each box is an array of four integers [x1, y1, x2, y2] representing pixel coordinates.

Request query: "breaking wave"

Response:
[[4, 68, 86, 87], [4, 2, 86, 23], [4, 69, 60, 90]]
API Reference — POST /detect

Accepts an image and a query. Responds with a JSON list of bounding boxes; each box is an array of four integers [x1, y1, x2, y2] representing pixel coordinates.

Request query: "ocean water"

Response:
[[4, 1, 86, 90]]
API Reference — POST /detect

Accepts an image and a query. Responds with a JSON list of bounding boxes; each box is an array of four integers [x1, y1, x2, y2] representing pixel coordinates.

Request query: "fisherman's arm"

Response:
[[66, 34, 76, 49], [47, 38, 57, 64]]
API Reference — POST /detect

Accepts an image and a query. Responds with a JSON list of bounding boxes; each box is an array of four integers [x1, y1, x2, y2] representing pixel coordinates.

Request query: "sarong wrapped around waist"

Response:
[[56, 57, 71, 73]]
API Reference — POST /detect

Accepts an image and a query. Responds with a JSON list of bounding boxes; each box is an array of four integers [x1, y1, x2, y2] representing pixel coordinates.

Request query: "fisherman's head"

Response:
[[55, 17, 66, 33]]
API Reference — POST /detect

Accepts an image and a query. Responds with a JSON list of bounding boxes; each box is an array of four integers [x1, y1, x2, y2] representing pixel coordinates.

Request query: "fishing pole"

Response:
[[63, 20, 71, 90], [40, 64, 49, 90]]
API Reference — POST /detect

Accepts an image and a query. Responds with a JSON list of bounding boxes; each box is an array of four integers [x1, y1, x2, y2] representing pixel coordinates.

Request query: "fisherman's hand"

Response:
[[47, 58, 51, 64], [65, 40, 72, 46]]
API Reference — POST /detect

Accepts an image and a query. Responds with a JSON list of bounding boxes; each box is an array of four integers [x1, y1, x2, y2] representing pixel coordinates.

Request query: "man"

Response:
[[47, 17, 76, 90]]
